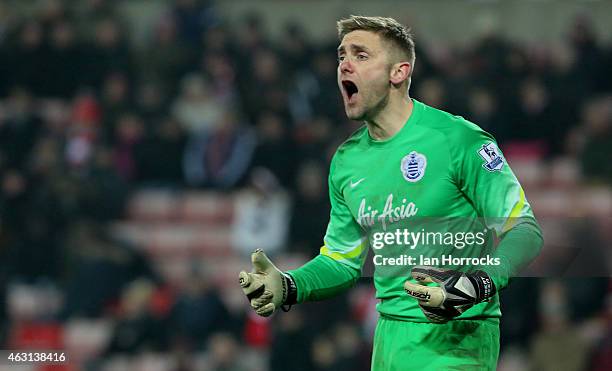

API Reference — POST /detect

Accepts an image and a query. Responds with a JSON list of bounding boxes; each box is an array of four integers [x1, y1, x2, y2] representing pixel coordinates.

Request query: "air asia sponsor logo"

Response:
[[357, 193, 418, 230]]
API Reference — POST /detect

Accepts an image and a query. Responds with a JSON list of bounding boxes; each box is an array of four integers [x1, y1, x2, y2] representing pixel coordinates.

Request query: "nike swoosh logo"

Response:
[[350, 178, 365, 188]]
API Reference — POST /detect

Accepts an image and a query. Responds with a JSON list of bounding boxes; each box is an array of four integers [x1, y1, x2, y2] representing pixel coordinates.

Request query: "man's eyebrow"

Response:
[[352, 44, 372, 53], [337, 44, 372, 54]]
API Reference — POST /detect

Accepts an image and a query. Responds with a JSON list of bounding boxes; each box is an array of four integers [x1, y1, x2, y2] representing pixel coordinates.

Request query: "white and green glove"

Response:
[[239, 249, 297, 317], [404, 266, 496, 323]]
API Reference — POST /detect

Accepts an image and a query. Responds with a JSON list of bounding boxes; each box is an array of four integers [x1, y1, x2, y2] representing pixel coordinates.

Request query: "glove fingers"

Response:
[[255, 302, 275, 317], [242, 249, 283, 317], [411, 265, 449, 284], [404, 281, 445, 307], [250, 290, 273, 309]]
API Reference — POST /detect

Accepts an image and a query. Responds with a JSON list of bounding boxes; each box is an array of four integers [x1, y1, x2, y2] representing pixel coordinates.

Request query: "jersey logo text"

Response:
[[357, 193, 418, 230]]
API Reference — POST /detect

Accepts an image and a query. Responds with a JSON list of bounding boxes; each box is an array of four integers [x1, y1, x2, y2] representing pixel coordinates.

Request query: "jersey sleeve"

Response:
[[454, 125, 535, 233], [320, 153, 369, 271], [452, 122, 543, 289]]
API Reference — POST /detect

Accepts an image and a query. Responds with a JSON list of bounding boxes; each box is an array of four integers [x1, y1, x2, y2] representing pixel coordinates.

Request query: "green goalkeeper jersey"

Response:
[[319, 99, 539, 322]]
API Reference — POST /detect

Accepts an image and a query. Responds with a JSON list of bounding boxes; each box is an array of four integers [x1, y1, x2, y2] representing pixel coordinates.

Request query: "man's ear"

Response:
[[390, 62, 411, 86]]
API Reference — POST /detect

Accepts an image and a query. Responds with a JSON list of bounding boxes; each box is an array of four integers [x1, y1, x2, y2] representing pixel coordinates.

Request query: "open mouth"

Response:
[[342, 80, 359, 101]]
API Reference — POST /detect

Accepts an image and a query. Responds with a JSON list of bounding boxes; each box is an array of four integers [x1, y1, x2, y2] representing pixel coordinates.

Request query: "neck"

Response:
[[365, 94, 414, 140]]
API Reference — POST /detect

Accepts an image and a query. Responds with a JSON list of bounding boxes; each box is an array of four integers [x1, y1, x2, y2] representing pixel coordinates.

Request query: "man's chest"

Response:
[[338, 144, 468, 229]]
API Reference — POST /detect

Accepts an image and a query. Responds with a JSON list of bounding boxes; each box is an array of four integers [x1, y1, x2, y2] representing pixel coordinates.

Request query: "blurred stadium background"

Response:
[[0, 0, 610, 370]]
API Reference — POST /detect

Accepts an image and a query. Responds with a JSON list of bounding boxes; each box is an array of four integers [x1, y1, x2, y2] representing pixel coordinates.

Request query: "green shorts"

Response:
[[372, 316, 500, 371]]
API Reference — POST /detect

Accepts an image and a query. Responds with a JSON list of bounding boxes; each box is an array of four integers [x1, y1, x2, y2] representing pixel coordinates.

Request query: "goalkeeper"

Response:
[[240, 15, 543, 371]]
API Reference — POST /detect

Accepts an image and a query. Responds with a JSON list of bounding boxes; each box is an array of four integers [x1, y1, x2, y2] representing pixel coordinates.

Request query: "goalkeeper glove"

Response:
[[239, 249, 297, 317], [404, 266, 496, 323]]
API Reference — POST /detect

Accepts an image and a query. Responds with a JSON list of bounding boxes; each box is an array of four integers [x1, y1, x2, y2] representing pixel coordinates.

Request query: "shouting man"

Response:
[[240, 15, 543, 371]]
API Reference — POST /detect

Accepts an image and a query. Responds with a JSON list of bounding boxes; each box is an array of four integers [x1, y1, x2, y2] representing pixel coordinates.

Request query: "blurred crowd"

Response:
[[0, 0, 611, 370]]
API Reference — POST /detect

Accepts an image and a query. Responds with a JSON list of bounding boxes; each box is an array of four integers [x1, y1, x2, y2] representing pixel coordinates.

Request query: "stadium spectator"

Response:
[[170, 267, 232, 349], [139, 16, 194, 97], [85, 18, 132, 90], [289, 161, 329, 254], [134, 117, 187, 185], [105, 279, 169, 354], [172, 73, 225, 135], [61, 222, 155, 318], [578, 97, 612, 183], [270, 308, 314, 371], [250, 111, 296, 187], [231, 167, 290, 257], [183, 110, 255, 188]]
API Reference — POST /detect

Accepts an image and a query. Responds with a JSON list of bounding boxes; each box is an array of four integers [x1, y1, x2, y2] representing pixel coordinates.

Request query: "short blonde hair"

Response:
[[337, 15, 415, 65]]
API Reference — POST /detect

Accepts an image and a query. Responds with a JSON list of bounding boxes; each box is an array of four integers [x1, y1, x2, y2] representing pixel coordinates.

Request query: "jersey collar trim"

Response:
[[366, 98, 424, 147]]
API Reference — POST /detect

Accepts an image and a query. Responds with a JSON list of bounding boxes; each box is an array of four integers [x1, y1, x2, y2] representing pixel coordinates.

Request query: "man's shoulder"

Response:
[[335, 124, 368, 155], [326, 125, 368, 176], [416, 101, 492, 145], [417, 101, 482, 135]]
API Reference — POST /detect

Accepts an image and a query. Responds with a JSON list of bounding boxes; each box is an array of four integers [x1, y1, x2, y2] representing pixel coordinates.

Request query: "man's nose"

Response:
[[340, 59, 354, 74]]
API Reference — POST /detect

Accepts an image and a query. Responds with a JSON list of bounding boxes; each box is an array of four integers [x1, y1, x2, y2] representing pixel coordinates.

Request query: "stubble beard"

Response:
[[346, 105, 364, 121], [347, 88, 390, 123]]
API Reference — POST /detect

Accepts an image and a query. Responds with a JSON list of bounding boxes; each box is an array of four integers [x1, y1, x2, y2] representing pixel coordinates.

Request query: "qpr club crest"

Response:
[[401, 151, 427, 182], [478, 142, 504, 172]]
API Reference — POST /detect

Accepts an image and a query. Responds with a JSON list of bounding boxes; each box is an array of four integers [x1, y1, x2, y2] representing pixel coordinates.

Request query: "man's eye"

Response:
[[357, 54, 368, 60], [338, 55, 345, 62]]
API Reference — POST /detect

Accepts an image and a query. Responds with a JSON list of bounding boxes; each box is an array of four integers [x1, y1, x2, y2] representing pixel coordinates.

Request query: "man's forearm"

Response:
[[483, 219, 543, 289], [287, 254, 361, 303]]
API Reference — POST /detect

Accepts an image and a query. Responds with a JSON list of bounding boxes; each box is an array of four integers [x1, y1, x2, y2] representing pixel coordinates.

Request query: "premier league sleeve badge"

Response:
[[478, 142, 504, 172]]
